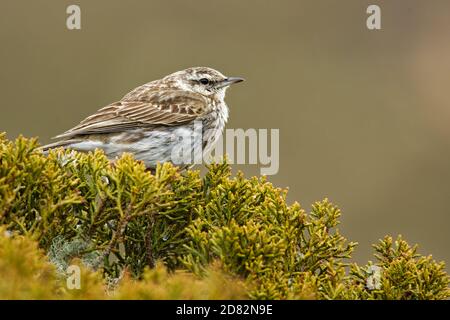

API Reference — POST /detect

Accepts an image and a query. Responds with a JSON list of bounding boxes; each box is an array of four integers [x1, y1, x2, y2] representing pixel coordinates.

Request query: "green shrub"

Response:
[[0, 133, 448, 299], [0, 227, 247, 299]]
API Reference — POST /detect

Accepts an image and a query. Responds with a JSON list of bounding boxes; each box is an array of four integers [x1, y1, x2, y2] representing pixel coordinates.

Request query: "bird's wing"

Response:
[[53, 89, 207, 139]]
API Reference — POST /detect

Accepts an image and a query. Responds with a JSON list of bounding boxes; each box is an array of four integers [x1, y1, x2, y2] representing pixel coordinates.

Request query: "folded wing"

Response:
[[54, 89, 207, 139]]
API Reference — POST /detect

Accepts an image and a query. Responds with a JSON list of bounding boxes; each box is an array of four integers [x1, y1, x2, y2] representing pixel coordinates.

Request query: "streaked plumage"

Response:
[[41, 67, 244, 168]]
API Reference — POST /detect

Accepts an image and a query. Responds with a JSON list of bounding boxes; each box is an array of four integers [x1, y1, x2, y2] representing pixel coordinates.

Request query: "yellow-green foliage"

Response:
[[116, 262, 247, 300], [0, 227, 247, 299], [0, 227, 58, 299], [348, 236, 450, 300], [0, 134, 448, 299]]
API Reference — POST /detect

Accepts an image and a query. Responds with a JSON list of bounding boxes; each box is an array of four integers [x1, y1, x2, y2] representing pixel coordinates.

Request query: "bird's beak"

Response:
[[217, 77, 245, 88]]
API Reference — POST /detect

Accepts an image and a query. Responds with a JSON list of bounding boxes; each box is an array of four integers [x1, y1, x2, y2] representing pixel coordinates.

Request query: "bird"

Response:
[[41, 67, 244, 169]]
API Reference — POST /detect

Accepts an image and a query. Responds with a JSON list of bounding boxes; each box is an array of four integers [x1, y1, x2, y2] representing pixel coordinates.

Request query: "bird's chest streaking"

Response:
[[201, 100, 229, 154], [70, 102, 229, 168]]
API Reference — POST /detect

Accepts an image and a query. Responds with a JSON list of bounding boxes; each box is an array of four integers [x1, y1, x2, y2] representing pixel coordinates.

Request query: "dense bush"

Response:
[[0, 133, 448, 299]]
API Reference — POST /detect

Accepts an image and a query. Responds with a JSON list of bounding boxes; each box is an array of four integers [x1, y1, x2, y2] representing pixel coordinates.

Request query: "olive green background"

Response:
[[1, 0, 449, 267]]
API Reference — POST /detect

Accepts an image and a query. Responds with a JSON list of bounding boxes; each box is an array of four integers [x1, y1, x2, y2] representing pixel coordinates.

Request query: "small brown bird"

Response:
[[42, 67, 244, 168]]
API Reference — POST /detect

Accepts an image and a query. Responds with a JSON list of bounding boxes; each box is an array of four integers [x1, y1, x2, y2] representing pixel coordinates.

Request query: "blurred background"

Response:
[[1, 0, 449, 267]]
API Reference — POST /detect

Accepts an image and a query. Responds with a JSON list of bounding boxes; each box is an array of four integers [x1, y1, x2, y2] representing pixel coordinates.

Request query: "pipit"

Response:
[[41, 67, 244, 169]]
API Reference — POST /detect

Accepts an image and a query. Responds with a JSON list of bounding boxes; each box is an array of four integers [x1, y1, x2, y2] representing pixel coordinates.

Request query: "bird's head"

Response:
[[165, 67, 244, 99]]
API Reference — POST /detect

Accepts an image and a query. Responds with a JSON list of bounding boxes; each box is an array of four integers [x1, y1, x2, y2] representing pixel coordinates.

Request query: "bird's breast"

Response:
[[201, 101, 229, 152]]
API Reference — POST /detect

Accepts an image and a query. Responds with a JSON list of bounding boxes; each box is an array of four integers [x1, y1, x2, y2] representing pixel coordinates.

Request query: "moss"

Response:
[[0, 134, 448, 299]]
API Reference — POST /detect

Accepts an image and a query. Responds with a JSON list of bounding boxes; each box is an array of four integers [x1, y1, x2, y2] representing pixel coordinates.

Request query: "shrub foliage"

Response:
[[0, 134, 448, 299]]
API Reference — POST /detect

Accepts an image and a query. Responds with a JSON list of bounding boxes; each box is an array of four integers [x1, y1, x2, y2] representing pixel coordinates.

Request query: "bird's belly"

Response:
[[70, 127, 205, 168]]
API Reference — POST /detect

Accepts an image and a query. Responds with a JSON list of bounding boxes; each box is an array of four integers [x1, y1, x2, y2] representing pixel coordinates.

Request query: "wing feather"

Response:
[[53, 89, 207, 139]]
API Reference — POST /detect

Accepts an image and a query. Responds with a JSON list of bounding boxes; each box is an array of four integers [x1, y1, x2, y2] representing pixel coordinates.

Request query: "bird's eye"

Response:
[[199, 78, 209, 85]]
